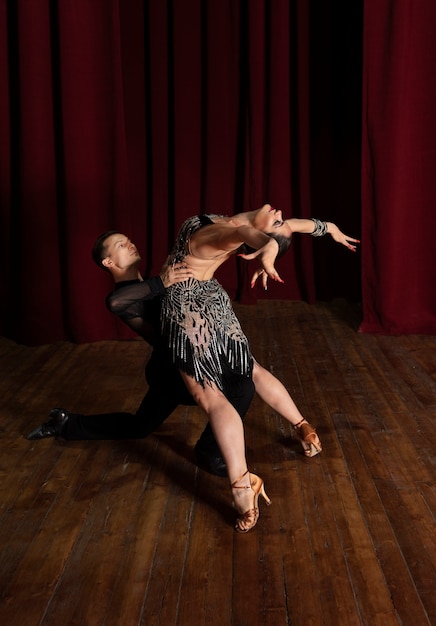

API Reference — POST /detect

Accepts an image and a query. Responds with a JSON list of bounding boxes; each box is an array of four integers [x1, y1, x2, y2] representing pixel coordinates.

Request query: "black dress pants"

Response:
[[62, 348, 254, 443]]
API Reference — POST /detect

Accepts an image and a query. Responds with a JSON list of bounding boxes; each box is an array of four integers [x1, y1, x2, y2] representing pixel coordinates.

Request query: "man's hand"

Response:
[[160, 262, 193, 288]]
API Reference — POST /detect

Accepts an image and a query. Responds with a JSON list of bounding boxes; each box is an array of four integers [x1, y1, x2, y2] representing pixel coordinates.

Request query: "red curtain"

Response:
[[0, 0, 362, 344], [360, 0, 436, 334]]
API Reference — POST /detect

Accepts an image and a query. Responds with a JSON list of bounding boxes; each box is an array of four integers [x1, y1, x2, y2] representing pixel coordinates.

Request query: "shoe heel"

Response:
[[293, 420, 322, 458], [259, 482, 272, 506], [232, 471, 271, 533], [307, 437, 322, 457]]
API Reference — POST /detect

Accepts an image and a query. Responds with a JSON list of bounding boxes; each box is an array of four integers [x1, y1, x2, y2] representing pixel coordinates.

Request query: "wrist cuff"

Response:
[[310, 218, 328, 237]]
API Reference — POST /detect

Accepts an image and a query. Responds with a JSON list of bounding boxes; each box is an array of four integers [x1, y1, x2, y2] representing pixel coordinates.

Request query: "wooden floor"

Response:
[[0, 299, 435, 626]]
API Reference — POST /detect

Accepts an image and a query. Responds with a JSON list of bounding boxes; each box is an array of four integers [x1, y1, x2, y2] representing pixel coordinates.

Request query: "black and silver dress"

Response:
[[161, 215, 253, 390]]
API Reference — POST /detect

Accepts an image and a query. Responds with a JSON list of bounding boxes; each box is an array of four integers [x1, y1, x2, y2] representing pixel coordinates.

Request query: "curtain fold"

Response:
[[360, 0, 436, 334], [0, 0, 362, 344]]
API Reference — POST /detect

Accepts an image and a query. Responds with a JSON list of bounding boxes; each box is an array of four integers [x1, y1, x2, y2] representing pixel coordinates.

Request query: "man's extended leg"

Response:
[[26, 346, 192, 442], [25, 387, 181, 441], [26, 353, 254, 476]]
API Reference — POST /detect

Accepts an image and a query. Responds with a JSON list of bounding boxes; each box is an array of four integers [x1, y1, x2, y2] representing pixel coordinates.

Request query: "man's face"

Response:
[[102, 233, 141, 271]]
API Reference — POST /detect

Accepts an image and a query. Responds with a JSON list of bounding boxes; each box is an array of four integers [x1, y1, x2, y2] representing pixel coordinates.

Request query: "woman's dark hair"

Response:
[[91, 230, 120, 271], [266, 232, 292, 259]]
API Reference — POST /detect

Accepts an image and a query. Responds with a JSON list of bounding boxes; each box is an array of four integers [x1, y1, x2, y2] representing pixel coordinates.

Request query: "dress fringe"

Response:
[[161, 276, 252, 391]]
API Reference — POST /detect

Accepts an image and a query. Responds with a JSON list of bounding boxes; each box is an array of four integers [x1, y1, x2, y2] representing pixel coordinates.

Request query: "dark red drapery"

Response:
[[1, 1, 363, 344], [360, 0, 436, 334]]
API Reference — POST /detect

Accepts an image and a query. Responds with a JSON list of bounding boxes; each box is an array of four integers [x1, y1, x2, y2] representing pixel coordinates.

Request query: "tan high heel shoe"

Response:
[[293, 419, 322, 457], [231, 470, 271, 533]]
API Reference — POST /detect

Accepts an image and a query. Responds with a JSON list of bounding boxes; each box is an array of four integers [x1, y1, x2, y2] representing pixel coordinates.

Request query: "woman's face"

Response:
[[254, 204, 292, 238]]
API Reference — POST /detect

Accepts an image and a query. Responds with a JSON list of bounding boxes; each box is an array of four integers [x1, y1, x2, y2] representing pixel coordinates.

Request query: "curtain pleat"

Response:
[[360, 0, 436, 333], [0, 0, 363, 344]]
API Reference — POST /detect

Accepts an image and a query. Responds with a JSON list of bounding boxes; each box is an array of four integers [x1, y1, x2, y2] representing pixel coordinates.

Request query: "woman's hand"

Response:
[[160, 262, 193, 287], [249, 267, 269, 290], [238, 238, 284, 286], [327, 223, 360, 251]]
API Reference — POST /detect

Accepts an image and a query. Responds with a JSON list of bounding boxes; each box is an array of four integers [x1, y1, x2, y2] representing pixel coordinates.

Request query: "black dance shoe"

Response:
[[194, 438, 227, 478], [26, 408, 70, 440]]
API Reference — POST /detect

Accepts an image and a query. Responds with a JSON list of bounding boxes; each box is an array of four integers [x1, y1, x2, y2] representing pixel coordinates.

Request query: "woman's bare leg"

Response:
[[252, 360, 305, 425], [180, 371, 257, 522], [252, 360, 322, 456], [180, 372, 247, 479]]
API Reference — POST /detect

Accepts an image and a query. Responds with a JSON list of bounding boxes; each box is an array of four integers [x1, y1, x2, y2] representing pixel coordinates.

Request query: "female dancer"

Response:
[[161, 204, 358, 532]]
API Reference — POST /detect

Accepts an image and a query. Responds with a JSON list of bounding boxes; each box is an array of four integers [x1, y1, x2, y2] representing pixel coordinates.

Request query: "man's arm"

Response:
[[106, 263, 193, 341], [107, 278, 166, 317], [107, 262, 193, 315]]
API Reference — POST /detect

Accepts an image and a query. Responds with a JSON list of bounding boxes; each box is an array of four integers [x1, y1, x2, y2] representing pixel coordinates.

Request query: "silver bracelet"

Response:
[[310, 218, 328, 237]]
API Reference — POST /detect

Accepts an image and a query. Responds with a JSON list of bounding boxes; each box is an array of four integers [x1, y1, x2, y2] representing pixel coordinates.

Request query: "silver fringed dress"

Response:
[[161, 215, 253, 390]]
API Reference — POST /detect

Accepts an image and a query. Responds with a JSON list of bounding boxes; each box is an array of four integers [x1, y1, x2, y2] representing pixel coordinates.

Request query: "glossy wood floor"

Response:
[[0, 300, 435, 626]]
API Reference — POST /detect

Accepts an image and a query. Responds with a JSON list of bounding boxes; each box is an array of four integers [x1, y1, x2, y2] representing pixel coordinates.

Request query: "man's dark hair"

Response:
[[91, 230, 120, 271]]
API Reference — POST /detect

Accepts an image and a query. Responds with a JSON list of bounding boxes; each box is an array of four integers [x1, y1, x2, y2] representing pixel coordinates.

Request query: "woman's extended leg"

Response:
[[252, 360, 322, 457], [180, 371, 270, 532]]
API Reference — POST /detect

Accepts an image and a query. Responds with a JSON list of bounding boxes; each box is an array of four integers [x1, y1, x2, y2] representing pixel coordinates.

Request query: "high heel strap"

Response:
[[232, 472, 272, 533], [293, 419, 322, 457], [231, 469, 250, 489]]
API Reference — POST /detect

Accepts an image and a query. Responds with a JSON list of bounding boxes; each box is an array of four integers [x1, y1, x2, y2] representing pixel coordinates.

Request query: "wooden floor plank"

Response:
[[176, 472, 234, 626], [0, 300, 435, 625]]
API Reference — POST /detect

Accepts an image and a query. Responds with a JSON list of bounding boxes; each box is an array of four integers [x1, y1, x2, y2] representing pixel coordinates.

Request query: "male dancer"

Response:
[[26, 231, 255, 477]]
